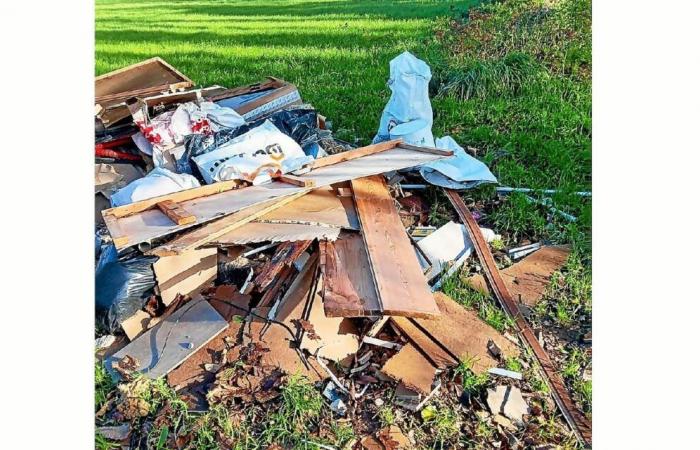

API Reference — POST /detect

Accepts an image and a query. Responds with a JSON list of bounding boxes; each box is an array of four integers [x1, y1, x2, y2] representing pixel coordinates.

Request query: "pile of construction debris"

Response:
[[95, 54, 591, 448]]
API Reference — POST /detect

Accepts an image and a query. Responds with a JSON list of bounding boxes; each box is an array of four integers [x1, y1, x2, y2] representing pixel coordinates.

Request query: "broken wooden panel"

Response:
[[106, 299, 228, 380], [106, 142, 451, 251], [209, 187, 359, 246], [389, 317, 456, 369], [254, 240, 312, 291], [381, 342, 437, 396], [299, 276, 360, 363], [120, 310, 152, 341], [351, 175, 440, 318], [271, 252, 360, 362], [152, 247, 217, 306], [319, 232, 382, 317], [255, 187, 359, 229], [409, 292, 518, 374], [95, 57, 193, 107], [210, 222, 343, 245], [467, 245, 571, 306]]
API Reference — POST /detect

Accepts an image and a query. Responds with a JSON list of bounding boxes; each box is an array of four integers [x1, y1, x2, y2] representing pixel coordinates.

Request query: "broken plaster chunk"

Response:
[[486, 385, 529, 423]]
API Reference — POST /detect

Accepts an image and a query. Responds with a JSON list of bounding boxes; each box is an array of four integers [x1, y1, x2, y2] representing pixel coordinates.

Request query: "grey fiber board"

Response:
[[112, 146, 448, 248], [105, 299, 227, 380]]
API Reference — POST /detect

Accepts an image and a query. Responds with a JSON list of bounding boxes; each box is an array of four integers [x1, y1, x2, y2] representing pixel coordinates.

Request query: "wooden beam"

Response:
[[103, 179, 244, 219], [276, 174, 316, 187], [156, 200, 196, 226], [148, 190, 309, 256], [310, 139, 402, 169]]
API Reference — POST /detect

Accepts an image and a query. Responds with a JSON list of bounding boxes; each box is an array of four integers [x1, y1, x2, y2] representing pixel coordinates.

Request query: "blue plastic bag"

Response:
[[419, 136, 498, 189], [373, 52, 434, 146]]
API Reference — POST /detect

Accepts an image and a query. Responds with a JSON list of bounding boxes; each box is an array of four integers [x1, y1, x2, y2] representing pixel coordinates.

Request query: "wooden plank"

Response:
[[106, 299, 227, 380], [106, 144, 450, 251], [319, 233, 382, 317], [276, 174, 315, 187], [309, 139, 402, 169], [103, 179, 243, 219], [351, 176, 440, 318], [156, 200, 196, 226], [396, 142, 455, 156]]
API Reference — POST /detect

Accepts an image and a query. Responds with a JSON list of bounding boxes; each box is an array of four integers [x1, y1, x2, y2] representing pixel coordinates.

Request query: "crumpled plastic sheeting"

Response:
[[95, 247, 158, 334], [182, 107, 328, 179], [193, 120, 312, 185], [373, 51, 434, 145], [110, 167, 200, 207], [419, 136, 497, 189], [133, 101, 246, 167]]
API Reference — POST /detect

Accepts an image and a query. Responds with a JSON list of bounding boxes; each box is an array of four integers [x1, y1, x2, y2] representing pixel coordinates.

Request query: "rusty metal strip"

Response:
[[445, 189, 592, 447]]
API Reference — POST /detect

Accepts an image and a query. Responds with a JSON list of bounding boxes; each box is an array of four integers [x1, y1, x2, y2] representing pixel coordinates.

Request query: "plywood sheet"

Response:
[[319, 232, 381, 317], [351, 176, 440, 318], [108, 143, 449, 251], [153, 248, 217, 305], [390, 317, 456, 369], [106, 299, 227, 380], [412, 293, 519, 374], [211, 222, 342, 245], [467, 246, 571, 306], [381, 342, 437, 395]]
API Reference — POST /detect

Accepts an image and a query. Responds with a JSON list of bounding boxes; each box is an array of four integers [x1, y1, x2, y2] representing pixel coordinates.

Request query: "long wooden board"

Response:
[[319, 232, 382, 317], [351, 176, 440, 318], [106, 142, 451, 251]]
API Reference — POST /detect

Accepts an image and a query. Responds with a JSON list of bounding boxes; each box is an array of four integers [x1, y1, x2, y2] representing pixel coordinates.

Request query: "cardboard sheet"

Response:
[[153, 247, 217, 305]]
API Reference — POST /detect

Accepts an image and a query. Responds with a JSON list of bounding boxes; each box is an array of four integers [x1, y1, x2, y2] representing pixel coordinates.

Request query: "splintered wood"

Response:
[[351, 176, 440, 318]]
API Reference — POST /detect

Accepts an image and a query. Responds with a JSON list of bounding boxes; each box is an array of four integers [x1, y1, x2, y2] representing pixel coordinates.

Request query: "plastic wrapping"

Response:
[[181, 107, 329, 180], [110, 167, 200, 207], [95, 250, 158, 333], [373, 51, 434, 146]]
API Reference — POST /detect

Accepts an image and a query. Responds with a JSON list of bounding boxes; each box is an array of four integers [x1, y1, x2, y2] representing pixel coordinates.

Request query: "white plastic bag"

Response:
[[373, 51, 434, 146], [193, 120, 311, 185], [419, 136, 497, 189], [110, 167, 200, 207]]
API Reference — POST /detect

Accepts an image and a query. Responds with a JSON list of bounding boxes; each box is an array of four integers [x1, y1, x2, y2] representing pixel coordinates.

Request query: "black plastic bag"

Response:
[[180, 107, 330, 180], [95, 246, 158, 333]]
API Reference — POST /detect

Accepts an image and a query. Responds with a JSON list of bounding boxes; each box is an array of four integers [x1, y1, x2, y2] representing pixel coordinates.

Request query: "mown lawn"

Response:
[[96, 0, 592, 447]]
